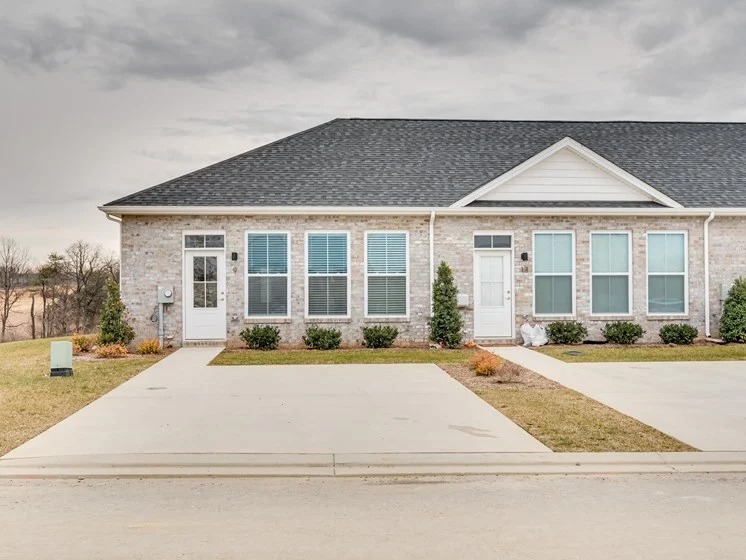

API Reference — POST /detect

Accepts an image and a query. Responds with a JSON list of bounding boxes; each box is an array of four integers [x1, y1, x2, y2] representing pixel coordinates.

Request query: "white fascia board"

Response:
[[449, 136, 684, 209]]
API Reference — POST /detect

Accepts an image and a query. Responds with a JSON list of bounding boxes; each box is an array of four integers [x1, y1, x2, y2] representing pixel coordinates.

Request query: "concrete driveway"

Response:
[[2, 348, 548, 464], [493, 347, 746, 451]]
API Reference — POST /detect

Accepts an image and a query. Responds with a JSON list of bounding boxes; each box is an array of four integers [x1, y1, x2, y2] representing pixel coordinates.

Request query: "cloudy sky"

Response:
[[1, 0, 744, 262]]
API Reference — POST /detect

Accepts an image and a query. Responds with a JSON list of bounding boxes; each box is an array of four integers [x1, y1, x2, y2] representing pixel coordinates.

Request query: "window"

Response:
[[533, 232, 574, 315], [185, 234, 224, 248], [246, 233, 289, 317], [647, 232, 687, 314], [473, 234, 512, 249], [306, 232, 349, 316], [366, 232, 408, 316], [192, 255, 218, 308], [591, 232, 631, 315]]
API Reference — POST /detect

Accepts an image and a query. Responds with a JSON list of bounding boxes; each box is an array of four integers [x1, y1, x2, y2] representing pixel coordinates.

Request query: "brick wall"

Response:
[[121, 213, 721, 346]]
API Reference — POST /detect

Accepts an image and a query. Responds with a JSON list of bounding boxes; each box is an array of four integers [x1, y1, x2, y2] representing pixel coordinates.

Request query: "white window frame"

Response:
[[532, 230, 576, 317], [589, 231, 633, 317], [244, 231, 291, 319], [305, 231, 351, 319], [364, 231, 410, 319], [646, 231, 689, 316]]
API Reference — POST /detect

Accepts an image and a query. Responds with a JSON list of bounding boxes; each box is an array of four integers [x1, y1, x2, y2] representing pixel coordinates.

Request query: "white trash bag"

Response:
[[520, 321, 535, 347], [521, 321, 548, 347]]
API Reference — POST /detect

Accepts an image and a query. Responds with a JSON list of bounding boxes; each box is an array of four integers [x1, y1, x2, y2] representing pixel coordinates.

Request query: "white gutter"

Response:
[[429, 210, 436, 314], [704, 211, 716, 337], [99, 205, 746, 218]]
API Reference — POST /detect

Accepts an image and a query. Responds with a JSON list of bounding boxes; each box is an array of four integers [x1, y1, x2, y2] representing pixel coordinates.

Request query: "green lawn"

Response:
[[539, 343, 746, 362], [0, 338, 162, 456], [212, 347, 475, 365]]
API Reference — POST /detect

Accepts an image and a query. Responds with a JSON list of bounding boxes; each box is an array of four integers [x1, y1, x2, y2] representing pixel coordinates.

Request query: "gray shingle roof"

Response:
[[104, 119, 746, 208]]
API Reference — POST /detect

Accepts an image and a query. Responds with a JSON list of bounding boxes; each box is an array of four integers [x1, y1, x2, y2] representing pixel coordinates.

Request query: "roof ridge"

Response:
[[104, 118, 341, 207], [341, 117, 746, 125]]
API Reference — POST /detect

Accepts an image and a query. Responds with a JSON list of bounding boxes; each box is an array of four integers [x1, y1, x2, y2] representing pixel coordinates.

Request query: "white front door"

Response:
[[474, 251, 512, 338], [184, 250, 226, 340]]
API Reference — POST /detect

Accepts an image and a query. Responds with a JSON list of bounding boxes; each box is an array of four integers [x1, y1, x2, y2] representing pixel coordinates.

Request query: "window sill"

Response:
[[589, 315, 635, 321], [305, 317, 352, 324], [533, 315, 576, 322], [244, 317, 292, 324], [363, 317, 410, 323], [646, 315, 690, 321]]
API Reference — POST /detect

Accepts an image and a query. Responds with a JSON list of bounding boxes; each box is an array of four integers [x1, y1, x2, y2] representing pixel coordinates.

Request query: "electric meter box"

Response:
[[158, 285, 175, 304], [50, 341, 73, 377]]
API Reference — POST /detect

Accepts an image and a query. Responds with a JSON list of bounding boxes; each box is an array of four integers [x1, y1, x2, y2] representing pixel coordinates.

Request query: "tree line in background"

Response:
[[0, 237, 118, 342]]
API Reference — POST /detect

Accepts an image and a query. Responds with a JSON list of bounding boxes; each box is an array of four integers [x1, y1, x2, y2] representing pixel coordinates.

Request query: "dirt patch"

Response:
[[440, 362, 558, 390]]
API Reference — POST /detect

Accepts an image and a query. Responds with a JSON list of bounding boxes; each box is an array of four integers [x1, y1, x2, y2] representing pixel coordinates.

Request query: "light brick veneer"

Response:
[[121, 213, 719, 346]]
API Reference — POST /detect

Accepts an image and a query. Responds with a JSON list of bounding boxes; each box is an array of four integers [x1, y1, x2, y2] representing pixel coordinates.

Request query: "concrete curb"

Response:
[[2, 451, 746, 478]]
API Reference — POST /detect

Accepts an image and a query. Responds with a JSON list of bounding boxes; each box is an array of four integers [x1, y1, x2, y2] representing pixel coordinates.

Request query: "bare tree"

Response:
[[0, 237, 31, 342], [65, 241, 118, 333]]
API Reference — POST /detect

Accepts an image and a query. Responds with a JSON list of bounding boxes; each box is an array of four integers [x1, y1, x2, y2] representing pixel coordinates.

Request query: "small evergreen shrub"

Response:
[[659, 324, 698, 345], [468, 351, 502, 376], [362, 325, 399, 348], [98, 281, 135, 346], [136, 338, 162, 354], [546, 321, 588, 345], [240, 325, 281, 350], [95, 343, 128, 358], [72, 333, 96, 353], [602, 321, 644, 344], [303, 325, 342, 350], [720, 278, 746, 342], [429, 261, 464, 349]]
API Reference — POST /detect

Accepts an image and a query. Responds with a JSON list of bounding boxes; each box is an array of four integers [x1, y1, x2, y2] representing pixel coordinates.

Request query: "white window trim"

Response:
[[472, 230, 514, 250], [182, 229, 226, 250], [589, 231, 633, 317], [305, 231, 351, 319], [533, 230, 576, 317], [244, 231, 291, 320], [364, 231, 410, 319], [646, 231, 689, 316]]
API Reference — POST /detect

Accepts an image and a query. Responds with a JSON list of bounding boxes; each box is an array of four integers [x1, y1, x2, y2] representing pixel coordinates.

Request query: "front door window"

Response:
[[193, 255, 218, 308]]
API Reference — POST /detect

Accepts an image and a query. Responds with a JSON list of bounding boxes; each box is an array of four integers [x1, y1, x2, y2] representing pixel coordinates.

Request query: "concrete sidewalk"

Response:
[[489, 346, 746, 451]]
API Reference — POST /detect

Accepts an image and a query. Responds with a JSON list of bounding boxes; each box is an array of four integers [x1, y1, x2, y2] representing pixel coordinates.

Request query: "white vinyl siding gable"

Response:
[[647, 232, 688, 315], [590, 232, 632, 315], [478, 148, 651, 202], [246, 232, 290, 317], [365, 232, 408, 317], [306, 232, 350, 317], [533, 232, 575, 316]]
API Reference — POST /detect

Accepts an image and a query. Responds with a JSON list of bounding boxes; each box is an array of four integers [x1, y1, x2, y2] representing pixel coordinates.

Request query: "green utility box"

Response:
[[50, 341, 73, 377]]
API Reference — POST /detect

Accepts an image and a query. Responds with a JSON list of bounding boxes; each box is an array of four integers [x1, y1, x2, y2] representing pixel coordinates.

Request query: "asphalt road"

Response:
[[2, 474, 745, 559]]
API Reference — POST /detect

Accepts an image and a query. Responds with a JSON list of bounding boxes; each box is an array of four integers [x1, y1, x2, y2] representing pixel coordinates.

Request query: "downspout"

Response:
[[429, 210, 436, 314], [105, 213, 123, 281], [704, 211, 715, 337]]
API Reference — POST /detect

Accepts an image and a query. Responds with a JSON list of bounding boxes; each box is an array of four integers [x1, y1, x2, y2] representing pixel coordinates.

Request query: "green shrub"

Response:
[[98, 281, 135, 346], [362, 325, 399, 348], [429, 261, 464, 349], [546, 321, 587, 345], [659, 323, 698, 345], [720, 278, 746, 342], [602, 321, 644, 344], [303, 325, 342, 350], [240, 325, 281, 350]]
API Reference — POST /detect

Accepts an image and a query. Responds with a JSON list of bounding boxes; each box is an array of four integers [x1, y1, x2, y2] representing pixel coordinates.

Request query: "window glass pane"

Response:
[[647, 234, 667, 273], [185, 235, 204, 248], [205, 257, 217, 282], [267, 234, 288, 274], [308, 276, 347, 316], [308, 276, 328, 316], [608, 234, 629, 273], [205, 283, 218, 308], [193, 283, 205, 308], [205, 235, 224, 248], [552, 234, 573, 274], [248, 234, 268, 274], [386, 234, 406, 274], [649, 275, 685, 313], [327, 276, 348, 314], [368, 277, 406, 315], [367, 234, 387, 273], [665, 234, 685, 273], [592, 276, 629, 314], [248, 277, 288, 316], [308, 235, 328, 274], [535, 276, 572, 314], [474, 235, 492, 248], [193, 257, 205, 282], [591, 234, 610, 274], [492, 235, 511, 248], [534, 234, 554, 274], [327, 234, 348, 274]]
